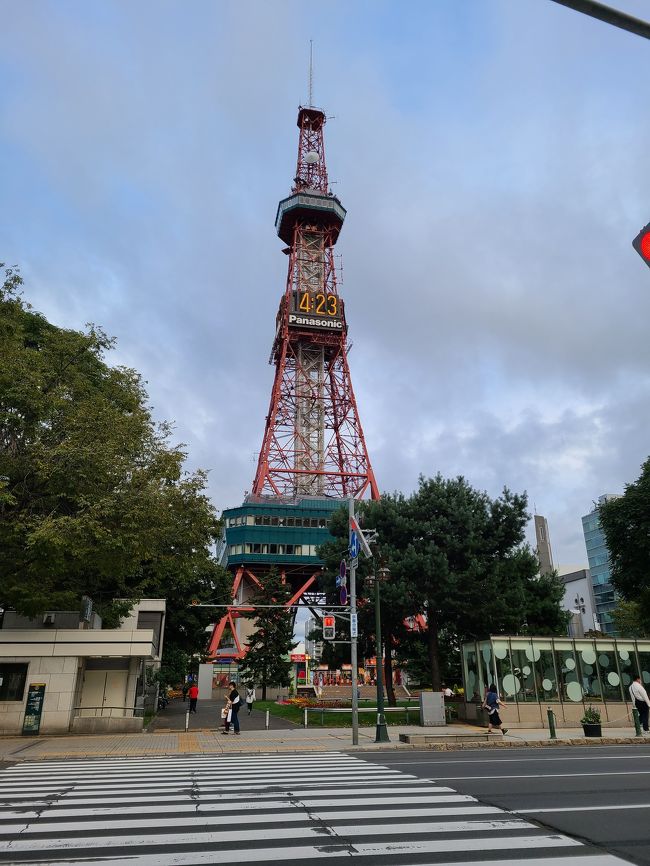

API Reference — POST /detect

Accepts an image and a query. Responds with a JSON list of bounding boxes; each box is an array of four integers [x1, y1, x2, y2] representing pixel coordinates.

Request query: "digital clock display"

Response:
[[292, 291, 340, 317]]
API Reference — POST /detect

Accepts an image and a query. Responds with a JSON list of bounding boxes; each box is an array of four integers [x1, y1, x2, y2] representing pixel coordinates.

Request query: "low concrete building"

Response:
[[0, 599, 165, 735]]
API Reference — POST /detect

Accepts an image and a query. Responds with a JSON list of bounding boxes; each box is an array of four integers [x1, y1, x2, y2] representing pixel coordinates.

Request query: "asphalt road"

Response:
[[359, 743, 650, 865]]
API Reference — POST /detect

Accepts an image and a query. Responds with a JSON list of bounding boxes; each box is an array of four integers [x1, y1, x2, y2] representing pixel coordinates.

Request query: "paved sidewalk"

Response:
[[1, 723, 648, 762], [149, 698, 297, 732]]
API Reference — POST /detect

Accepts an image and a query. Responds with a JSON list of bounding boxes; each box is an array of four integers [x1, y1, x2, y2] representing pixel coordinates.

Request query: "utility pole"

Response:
[[349, 497, 359, 746], [549, 0, 650, 41]]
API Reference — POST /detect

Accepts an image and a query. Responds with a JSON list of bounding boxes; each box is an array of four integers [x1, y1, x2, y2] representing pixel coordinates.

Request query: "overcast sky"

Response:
[[2, 0, 650, 569]]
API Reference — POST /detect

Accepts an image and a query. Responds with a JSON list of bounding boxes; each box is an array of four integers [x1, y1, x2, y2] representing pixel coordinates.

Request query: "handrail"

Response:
[[303, 704, 419, 728], [73, 705, 144, 718]]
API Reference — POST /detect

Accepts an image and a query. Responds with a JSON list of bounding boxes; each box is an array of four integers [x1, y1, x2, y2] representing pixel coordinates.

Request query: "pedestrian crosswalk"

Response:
[[0, 752, 630, 865]]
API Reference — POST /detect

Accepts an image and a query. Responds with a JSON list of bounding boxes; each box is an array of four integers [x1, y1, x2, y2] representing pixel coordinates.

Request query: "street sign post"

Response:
[[22, 684, 46, 736], [348, 498, 359, 746], [350, 613, 358, 638]]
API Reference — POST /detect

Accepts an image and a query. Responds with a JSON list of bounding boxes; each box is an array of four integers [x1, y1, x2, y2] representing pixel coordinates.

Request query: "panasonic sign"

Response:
[[288, 314, 344, 330]]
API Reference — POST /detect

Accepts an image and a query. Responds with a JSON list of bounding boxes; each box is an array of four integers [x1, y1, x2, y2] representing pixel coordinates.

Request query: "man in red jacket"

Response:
[[188, 683, 199, 713]]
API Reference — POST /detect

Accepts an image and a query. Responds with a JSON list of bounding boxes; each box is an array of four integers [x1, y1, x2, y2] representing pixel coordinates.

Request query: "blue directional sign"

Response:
[[349, 531, 360, 559]]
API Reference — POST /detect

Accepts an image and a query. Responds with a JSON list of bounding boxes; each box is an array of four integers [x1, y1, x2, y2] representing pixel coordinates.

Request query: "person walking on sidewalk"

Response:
[[188, 683, 199, 713], [223, 681, 241, 734], [483, 683, 508, 735], [245, 685, 256, 716], [630, 674, 650, 733]]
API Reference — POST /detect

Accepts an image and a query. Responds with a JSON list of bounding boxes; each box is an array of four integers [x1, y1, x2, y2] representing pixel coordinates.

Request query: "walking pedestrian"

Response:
[[630, 674, 650, 733], [222, 681, 241, 735], [245, 685, 256, 715], [483, 683, 508, 735], [182, 682, 189, 702], [188, 683, 199, 713]]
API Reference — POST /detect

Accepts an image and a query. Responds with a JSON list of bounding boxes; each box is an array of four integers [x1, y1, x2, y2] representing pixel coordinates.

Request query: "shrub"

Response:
[[580, 705, 601, 725]]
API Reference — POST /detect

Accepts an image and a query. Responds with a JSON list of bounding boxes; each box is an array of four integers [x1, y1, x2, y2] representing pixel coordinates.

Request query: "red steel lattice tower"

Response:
[[253, 106, 379, 500]]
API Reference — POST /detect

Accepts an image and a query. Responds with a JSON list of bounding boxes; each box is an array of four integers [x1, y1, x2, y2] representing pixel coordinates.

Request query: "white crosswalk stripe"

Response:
[[0, 752, 630, 865]]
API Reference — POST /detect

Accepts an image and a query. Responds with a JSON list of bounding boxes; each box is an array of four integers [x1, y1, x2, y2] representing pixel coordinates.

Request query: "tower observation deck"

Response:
[[208, 104, 378, 664]]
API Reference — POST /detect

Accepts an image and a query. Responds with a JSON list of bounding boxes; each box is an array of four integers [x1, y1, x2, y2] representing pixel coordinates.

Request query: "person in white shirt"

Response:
[[629, 675, 650, 733]]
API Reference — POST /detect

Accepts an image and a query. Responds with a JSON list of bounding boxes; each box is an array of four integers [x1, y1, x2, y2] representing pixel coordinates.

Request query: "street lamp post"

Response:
[[368, 565, 390, 743]]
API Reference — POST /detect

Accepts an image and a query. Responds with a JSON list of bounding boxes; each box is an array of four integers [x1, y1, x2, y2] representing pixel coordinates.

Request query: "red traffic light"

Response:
[[632, 222, 650, 268], [323, 615, 336, 640]]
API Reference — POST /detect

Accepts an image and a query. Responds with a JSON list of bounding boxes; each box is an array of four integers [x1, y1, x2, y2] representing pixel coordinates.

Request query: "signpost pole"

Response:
[[349, 497, 359, 746]]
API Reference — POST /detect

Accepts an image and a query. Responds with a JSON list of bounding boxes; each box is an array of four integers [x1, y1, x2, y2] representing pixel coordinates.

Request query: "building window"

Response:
[[271, 517, 278, 526], [286, 545, 294, 555], [262, 544, 269, 554], [270, 544, 278, 554], [294, 545, 302, 555], [245, 544, 252, 554], [318, 518, 327, 527], [263, 516, 271, 526], [0, 664, 28, 701], [310, 519, 318, 528], [286, 518, 295, 527], [295, 518, 303, 527], [254, 516, 263, 526], [253, 544, 261, 553]]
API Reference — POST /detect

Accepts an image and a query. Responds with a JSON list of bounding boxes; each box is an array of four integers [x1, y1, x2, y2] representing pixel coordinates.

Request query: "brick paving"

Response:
[[1, 724, 647, 763]]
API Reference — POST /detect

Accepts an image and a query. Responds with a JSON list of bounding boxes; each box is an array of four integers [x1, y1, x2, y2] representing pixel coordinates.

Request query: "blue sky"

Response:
[[2, 0, 650, 569]]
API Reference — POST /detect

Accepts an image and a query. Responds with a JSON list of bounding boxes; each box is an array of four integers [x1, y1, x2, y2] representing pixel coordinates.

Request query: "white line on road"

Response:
[[515, 803, 650, 814], [418, 770, 650, 781], [0, 784, 451, 808], [0, 793, 475, 820], [0, 825, 568, 854], [0, 808, 510, 836], [373, 753, 650, 767]]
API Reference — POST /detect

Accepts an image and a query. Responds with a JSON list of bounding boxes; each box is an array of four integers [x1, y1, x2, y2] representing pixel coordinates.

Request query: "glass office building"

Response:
[[582, 494, 620, 635]]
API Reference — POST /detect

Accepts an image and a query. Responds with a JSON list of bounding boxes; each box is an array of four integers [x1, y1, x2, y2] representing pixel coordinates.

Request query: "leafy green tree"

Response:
[[611, 600, 650, 639], [318, 477, 569, 697], [238, 569, 297, 699], [600, 458, 650, 622], [0, 265, 229, 673], [398, 474, 569, 689]]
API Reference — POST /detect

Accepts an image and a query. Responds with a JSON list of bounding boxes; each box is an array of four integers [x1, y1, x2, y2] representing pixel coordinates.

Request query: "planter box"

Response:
[[582, 722, 602, 737]]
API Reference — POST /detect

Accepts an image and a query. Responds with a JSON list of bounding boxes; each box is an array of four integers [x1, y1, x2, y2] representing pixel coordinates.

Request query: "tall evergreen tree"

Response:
[[319, 476, 569, 696], [238, 569, 297, 699]]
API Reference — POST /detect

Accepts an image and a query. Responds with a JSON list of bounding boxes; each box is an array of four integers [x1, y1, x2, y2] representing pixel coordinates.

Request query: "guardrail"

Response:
[[303, 705, 419, 728], [73, 706, 144, 718]]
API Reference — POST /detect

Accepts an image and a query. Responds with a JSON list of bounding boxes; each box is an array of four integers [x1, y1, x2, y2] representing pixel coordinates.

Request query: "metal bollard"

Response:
[[265, 709, 270, 730], [632, 707, 642, 737], [304, 707, 308, 729], [547, 707, 557, 740], [185, 710, 190, 732]]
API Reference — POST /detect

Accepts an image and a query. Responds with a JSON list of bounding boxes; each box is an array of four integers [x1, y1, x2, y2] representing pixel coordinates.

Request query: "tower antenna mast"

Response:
[[308, 40, 314, 107]]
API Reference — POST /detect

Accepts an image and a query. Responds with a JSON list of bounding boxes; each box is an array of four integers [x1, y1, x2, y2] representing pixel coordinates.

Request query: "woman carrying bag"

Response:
[[483, 683, 508, 735], [222, 681, 241, 735]]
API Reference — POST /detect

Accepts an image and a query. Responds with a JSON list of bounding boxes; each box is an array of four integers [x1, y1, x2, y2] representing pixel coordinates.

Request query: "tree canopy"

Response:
[[0, 265, 229, 674], [600, 458, 650, 627], [319, 474, 569, 697]]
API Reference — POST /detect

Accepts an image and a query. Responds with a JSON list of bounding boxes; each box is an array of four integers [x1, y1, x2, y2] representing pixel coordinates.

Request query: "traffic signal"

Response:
[[632, 221, 650, 269], [323, 615, 336, 640]]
